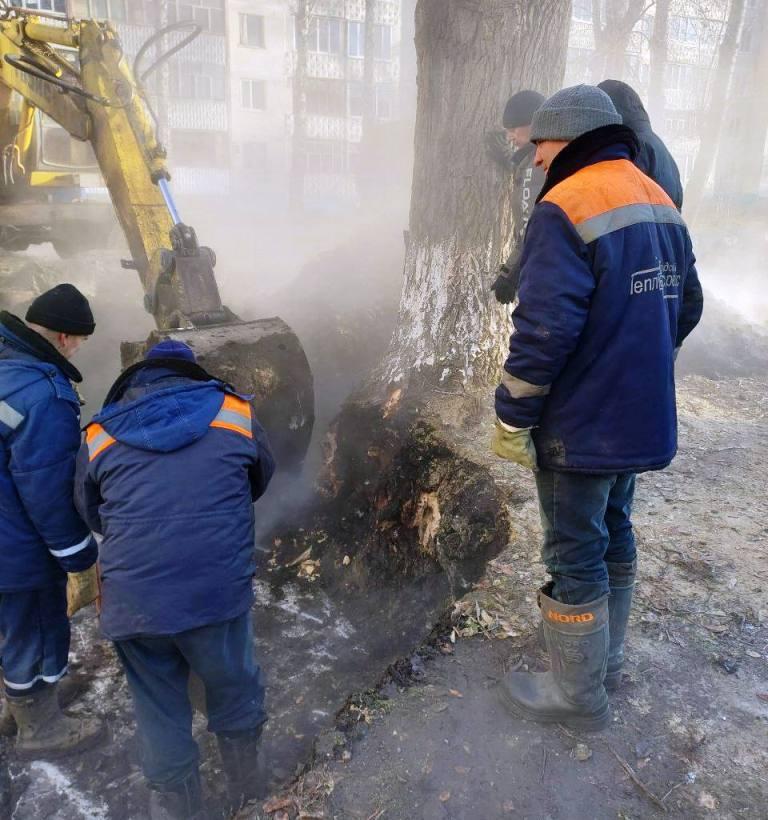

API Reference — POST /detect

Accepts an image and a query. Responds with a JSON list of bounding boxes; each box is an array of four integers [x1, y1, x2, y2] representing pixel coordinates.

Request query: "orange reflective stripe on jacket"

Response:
[[210, 395, 253, 439], [86, 423, 116, 462]]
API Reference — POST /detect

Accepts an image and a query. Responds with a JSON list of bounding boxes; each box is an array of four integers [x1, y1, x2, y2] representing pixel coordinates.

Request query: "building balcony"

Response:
[[288, 51, 400, 83], [305, 115, 363, 143], [172, 167, 231, 196], [168, 100, 228, 131], [114, 23, 225, 63]]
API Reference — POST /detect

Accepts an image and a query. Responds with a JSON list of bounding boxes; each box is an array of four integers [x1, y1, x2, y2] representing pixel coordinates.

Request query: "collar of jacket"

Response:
[[0, 311, 83, 383], [103, 357, 228, 408], [536, 125, 640, 203], [511, 141, 536, 169]]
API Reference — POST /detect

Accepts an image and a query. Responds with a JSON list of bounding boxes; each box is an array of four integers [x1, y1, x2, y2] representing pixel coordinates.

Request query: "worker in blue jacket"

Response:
[[598, 79, 684, 210], [76, 339, 275, 820], [492, 86, 703, 731], [0, 285, 104, 758]]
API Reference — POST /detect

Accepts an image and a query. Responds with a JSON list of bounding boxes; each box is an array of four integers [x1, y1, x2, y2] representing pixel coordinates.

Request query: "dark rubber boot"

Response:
[[149, 770, 208, 820], [604, 560, 636, 691], [499, 587, 610, 732], [1, 672, 88, 737], [217, 726, 264, 808], [7, 684, 105, 760]]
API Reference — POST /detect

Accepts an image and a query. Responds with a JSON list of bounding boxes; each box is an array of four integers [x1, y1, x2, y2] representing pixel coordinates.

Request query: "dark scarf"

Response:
[[0, 311, 83, 383], [537, 125, 640, 203]]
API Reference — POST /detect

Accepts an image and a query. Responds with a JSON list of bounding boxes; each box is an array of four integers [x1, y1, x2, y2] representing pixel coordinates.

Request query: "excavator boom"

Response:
[[0, 7, 313, 468]]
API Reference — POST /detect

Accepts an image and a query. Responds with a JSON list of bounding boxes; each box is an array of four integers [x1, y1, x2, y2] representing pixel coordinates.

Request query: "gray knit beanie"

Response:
[[530, 84, 622, 143]]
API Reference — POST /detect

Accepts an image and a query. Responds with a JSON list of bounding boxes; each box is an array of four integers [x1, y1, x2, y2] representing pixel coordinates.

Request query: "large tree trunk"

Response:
[[314, 0, 571, 589], [685, 0, 746, 220], [289, 0, 310, 214], [648, 0, 670, 125], [713, 0, 768, 200], [381, 0, 571, 394]]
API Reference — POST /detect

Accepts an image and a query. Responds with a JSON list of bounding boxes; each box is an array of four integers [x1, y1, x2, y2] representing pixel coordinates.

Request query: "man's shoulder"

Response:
[[541, 159, 676, 228]]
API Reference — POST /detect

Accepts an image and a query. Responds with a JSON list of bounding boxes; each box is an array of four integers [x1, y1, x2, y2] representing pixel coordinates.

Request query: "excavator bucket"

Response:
[[121, 317, 314, 472]]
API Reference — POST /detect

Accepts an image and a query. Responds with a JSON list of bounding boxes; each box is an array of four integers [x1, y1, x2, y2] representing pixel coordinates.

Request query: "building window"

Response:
[[242, 142, 268, 177], [86, 0, 127, 20], [348, 21, 365, 58], [373, 25, 392, 59], [171, 130, 229, 168], [305, 140, 348, 174], [18, 0, 67, 12], [169, 63, 226, 101], [167, 1, 226, 36], [306, 78, 347, 117], [240, 14, 265, 48], [241, 79, 266, 111], [348, 82, 364, 117], [307, 16, 343, 54], [572, 0, 592, 22], [375, 85, 394, 120]]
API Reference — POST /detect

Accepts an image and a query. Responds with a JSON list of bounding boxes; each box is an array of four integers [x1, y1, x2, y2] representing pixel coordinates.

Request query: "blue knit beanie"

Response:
[[530, 84, 621, 143], [146, 339, 197, 363]]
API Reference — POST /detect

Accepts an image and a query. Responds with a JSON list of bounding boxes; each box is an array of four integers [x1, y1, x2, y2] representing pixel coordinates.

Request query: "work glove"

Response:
[[491, 419, 537, 470], [491, 263, 521, 304], [66, 565, 101, 618], [485, 130, 515, 171]]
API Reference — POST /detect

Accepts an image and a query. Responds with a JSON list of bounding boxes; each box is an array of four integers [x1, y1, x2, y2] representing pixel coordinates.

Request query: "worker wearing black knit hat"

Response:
[[485, 90, 546, 305], [0, 285, 103, 760]]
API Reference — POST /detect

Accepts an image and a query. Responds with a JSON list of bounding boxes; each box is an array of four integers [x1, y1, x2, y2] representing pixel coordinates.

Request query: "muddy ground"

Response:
[[2, 373, 763, 820], [240, 373, 768, 820]]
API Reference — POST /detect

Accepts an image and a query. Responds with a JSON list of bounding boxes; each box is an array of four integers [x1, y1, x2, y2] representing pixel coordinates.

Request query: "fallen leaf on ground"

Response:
[[757, 693, 768, 703], [454, 766, 470, 775], [285, 547, 312, 567], [448, 689, 463, 698], [439, 791, 451, 802], [745, 650, 760, 658]]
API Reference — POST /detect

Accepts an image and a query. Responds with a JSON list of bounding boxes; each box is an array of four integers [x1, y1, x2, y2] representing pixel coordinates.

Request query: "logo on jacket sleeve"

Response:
[[630, 262, 681, 299]]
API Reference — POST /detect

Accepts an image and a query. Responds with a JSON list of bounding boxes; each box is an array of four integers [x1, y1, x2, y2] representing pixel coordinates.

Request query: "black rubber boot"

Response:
[[7, 683, 105, 760], [604, 560, 636, 691], [216, 726, 264, 808], [148, 770, 208, 820], [499, 587, 610, 732]]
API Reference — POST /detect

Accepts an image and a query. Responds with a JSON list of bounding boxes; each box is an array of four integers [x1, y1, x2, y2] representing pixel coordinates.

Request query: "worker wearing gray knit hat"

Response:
[[492, 83, 703, 732]]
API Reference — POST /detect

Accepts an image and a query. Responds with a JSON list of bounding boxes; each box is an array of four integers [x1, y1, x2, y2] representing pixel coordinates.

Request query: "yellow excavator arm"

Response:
[[0, 7, 225, 331]]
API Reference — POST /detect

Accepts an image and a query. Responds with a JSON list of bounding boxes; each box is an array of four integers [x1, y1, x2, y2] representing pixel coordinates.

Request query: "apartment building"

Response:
[[564, 0, 729, 182]]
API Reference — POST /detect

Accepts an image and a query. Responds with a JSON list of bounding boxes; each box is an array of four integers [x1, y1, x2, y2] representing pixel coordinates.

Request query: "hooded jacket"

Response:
[[75, 361, 275, 640], [0, 312, 97, 592], [598, 80, 684, 209], [495, 126, 703, 474]]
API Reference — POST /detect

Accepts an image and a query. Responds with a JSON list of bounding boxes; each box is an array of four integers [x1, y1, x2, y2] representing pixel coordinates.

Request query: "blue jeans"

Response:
[[536, 470, 637, 605], [0, 581, 70, 696], [114, 610, 266, 788]]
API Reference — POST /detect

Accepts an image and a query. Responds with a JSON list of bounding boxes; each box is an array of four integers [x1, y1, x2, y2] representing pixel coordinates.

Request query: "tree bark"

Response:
[[713, 0, 768, 200], [648, 0, 670, 125], [381, 0, 571, 395], [591, 0, 649, 82], [289, 0, 309, 214], [685, 0, 746, 219]]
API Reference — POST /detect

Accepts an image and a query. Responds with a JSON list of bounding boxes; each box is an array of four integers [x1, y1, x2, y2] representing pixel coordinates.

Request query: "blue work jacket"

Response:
[[76, 361, 275, 640], [496, 127, 703, 474], [0, 312, 97, 592]]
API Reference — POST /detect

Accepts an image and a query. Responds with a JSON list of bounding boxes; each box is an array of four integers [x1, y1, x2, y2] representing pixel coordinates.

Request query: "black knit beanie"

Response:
[[503, 90, 546, 128], [26, 284, 95, 336]]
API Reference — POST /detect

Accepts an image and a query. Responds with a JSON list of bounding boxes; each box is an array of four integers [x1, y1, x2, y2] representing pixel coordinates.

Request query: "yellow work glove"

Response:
[[66, 565, 101, 618], [491, 419, 538, 470]]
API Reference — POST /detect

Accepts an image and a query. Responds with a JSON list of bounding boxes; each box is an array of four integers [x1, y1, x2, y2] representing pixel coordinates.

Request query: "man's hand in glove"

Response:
[[491, 265, 520, 304], [485, 130, 515, 171], [491, 420, 537, 470], [67, 565, 101, 618]]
